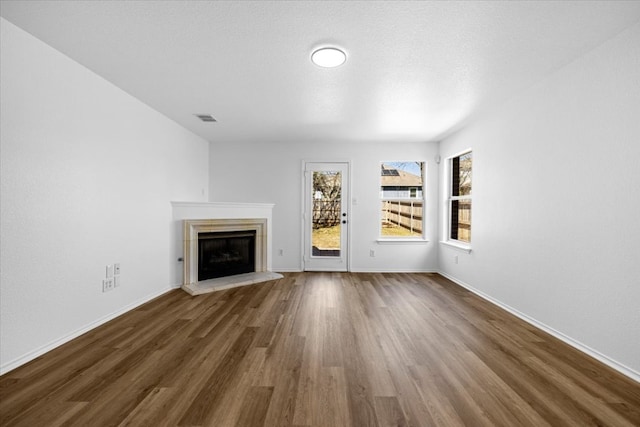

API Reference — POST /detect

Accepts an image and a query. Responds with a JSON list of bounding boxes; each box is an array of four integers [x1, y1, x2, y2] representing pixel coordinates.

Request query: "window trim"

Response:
[[379, 161, 427, 241], [444, 149, 472, 250], [440, 239, 472, 253]]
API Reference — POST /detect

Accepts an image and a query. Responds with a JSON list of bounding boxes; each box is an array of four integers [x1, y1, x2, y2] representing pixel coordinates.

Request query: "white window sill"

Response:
[[440, 240, 472, 253], [376, 238, 430, 244]]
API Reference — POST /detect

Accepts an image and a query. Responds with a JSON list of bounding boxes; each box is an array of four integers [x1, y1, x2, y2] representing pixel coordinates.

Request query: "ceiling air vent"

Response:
[[195, 114, 217, 122]]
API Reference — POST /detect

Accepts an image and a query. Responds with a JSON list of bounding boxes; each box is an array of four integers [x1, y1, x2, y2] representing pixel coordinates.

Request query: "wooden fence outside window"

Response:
[[381, 200, 423, 234]]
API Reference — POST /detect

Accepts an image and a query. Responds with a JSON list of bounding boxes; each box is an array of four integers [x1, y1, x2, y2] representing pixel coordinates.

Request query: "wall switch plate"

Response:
[[106, 265, 114, 278], [454, 255, 459, 264], [114, 276, 121, 287], [278, 249, 284, 256], [370, 249, 375, 257], [114, 263, 120, 275]]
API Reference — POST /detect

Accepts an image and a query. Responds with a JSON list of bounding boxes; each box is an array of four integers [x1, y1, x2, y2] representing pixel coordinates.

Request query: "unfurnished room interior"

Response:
[[1, 1, 639, 426]]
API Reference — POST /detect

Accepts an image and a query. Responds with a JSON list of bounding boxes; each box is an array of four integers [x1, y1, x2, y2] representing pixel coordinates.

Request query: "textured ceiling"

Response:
[[2, 1, 640, 144]]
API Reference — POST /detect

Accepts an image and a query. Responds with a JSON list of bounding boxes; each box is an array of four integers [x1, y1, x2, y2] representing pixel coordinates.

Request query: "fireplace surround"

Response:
[[181, 217, 282, 295], [172, 201, 282, 295]]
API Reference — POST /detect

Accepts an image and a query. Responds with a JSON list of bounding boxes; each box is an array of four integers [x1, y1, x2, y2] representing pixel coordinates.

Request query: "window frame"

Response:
[[444, 150, 472, 252], [378, 161, 428, 242]]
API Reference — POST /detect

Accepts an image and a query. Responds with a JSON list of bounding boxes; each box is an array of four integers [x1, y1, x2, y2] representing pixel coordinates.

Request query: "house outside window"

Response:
[[380, 162, 425, 238], [448, 151, 472, 243]]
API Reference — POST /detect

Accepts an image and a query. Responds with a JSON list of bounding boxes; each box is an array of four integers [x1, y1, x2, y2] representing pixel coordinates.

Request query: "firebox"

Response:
[[198, 230, 256, 281]]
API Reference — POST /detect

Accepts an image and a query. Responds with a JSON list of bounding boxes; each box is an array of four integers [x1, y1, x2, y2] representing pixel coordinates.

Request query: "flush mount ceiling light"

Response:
[[311, 47, 347, 68]]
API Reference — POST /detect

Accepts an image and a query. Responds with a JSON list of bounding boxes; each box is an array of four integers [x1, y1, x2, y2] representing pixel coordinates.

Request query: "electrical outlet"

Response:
[[102, 278, 114, 292], [114, 263, 121, 275], [454, 255, 459, 264]]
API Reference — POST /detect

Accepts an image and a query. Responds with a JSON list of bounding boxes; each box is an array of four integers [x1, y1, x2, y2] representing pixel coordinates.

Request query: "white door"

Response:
[[303, 162, 349, 271]]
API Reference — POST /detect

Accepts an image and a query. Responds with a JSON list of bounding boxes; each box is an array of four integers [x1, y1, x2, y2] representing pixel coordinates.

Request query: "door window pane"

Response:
[[312, 171, 341, 256]]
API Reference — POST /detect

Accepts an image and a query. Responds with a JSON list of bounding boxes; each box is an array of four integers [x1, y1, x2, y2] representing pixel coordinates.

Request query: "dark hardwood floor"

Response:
[[1, 272, 639, 426]]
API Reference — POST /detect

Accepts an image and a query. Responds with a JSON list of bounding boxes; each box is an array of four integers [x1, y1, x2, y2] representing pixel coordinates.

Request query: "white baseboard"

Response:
[[275, 269, 437, 274], [350, 269, 438, 273], [437, 271, 640, 384], [0, 286, 176, 376]]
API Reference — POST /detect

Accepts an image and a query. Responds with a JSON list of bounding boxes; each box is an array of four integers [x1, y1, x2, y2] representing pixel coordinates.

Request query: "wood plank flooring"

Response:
[[1, 272, 639, 426]]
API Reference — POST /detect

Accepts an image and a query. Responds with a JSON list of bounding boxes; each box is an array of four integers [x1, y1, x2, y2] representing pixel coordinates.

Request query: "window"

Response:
[[380, 162, 425, 238], [448, 151, 472, 243]]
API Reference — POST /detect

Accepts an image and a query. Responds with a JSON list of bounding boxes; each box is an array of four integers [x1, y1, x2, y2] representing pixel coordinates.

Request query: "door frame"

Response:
[[301, 160, 352, 272]]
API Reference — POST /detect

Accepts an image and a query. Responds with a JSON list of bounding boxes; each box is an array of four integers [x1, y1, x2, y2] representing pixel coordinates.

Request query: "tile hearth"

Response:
[[181, 271, 283, 296]]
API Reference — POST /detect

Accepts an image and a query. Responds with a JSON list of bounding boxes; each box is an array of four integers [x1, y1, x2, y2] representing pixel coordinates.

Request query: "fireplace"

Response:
[[198, 230, 256, 280], [181, 217, 282, 295]]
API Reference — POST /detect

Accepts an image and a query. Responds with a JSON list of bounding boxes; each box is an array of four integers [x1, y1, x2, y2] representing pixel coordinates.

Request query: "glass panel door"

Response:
[[303, 162, 349, 271]]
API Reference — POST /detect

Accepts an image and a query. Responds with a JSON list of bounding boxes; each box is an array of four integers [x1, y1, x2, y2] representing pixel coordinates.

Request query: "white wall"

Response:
[[0, 19, 210, 373], [439, 23, 640, 378], [209, 140, 439, 273]]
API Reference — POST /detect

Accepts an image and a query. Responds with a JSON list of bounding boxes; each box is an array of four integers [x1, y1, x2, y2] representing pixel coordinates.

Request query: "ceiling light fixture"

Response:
[[311, 47, 347, 68]]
